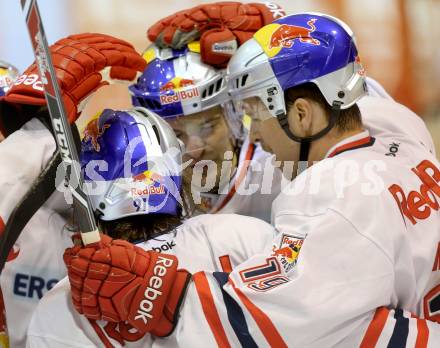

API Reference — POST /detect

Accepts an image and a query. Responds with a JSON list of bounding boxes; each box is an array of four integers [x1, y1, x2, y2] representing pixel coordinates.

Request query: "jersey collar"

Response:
[[325, 130, 375, 158], [210, 141, 256, 213]]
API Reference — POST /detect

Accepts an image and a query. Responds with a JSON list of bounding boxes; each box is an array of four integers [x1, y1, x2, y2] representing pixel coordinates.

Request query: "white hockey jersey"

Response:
[[0, 118, 280, 347], [0, 119, 73, 348], [26, 95, 440, 347], [0, 120, 281, 347], [201, 77, 402, 221], [26, 214, 278, 347], [0, 78, 418, 346], [156, 96, 440, 347]]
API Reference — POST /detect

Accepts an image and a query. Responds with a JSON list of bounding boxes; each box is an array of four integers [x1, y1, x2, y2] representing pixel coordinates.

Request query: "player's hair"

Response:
[[285, 83, 362, 132], [98, 214, 181, 242]]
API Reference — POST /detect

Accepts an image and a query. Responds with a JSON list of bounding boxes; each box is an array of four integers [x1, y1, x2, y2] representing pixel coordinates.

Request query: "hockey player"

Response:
[[26, 107, 278, 347], [130, 1, 287, 221], [0, 59, 19, 346], [129, 45, 284, 221], [0, 33, 146, 347], [62, 13, 440, 347], [132, 1, 435, 222]]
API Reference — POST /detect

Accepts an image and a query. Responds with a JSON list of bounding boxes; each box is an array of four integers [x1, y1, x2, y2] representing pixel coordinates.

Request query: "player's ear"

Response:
[[287, 98, 313, 137]]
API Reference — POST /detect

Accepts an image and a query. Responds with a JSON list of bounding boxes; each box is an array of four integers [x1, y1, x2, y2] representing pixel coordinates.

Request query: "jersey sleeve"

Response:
[[357, 307, 440, 347], [167, 209, 440, 347], [0, 119, 55, 231]]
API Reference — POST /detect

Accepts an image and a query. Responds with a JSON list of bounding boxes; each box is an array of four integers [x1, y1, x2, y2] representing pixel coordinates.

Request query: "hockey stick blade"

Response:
[[19, 0, 100, 245]]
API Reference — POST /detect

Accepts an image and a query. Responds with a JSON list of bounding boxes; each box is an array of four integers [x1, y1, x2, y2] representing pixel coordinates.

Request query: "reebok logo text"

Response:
[[134, 256, 174, 325]]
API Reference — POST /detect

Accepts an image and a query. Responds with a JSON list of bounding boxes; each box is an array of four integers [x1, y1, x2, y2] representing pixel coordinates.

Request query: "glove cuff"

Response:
[[128, 252, 179, 333], [152, 269, 192, 337]]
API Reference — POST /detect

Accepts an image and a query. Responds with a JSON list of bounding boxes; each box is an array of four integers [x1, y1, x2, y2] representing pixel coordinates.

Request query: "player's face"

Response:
[[167, 106, 235, 190], [244, 97, 299, 163]]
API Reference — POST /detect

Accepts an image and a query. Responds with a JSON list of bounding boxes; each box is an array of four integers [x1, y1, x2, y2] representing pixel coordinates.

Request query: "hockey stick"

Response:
[[19, 0, 100, 245], [0, 150, 61, 273]]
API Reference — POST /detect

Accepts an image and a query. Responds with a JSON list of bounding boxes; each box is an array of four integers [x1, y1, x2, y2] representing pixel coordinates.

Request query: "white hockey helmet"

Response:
[[81, 107, 183, 221], [129, 44, 245, 142], [227, 12, 367, 120]]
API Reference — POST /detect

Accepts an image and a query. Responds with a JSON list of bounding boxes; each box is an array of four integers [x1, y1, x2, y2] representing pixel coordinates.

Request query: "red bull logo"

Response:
[[133, 170, 163, 185], [272, 234, 305, 273], [132, 170, 166, 196], [269, 19, 320, 49], [131, 185, 165, 196], [83, 117, 111, 152], [160, 78, 195, 92], [272, 246, 297, 260], [159, 77, 199, 105]]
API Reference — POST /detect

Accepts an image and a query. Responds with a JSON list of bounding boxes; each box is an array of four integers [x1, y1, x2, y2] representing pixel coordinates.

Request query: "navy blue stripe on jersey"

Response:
[[213, 272, 258, 348], [387, 309, 409, 348], [241, 258, 279, 280]]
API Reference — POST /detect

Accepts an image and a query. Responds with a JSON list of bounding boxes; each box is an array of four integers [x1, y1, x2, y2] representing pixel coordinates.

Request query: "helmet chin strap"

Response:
[[276, 101, 343, 163]]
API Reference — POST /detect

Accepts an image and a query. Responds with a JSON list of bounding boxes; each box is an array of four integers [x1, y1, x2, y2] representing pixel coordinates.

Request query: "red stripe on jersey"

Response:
[[328, 136, 373, 158], [0, 216, 4, 236], [360, 307, 389, 348], [212, 143, 255, 213], [229, 278, 287, 347], [219, 255, 233, 273], [193, 272, 231, 348], [415, 318, 429, 348]]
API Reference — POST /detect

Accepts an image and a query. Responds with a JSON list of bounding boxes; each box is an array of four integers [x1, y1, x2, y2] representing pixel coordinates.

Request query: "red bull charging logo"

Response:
[[83, 115, 111, 152], [254, 19, 320, 58], [269, 19, 320, 49], [159, 77, 199, 105]]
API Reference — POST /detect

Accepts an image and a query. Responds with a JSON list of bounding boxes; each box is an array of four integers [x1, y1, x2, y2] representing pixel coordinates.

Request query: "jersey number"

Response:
[[239, 257, 289, 292], [424, 284, 440, 322]]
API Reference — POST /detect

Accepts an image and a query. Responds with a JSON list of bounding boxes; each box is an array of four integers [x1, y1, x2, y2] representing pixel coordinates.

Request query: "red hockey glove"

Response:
[[64, 234, 191, 337], [2, 33, 146, 126], [147, 1, 285, 68]]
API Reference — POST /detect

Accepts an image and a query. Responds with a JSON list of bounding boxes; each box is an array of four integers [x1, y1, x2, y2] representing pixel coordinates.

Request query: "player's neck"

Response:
[[308, 126, 364, 162]]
